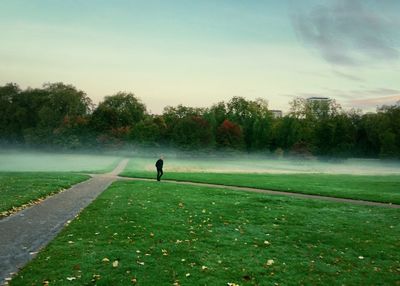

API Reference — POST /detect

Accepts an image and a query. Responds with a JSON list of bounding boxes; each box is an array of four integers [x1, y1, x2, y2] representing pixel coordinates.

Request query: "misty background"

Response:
[[0, 82, 400, 159]]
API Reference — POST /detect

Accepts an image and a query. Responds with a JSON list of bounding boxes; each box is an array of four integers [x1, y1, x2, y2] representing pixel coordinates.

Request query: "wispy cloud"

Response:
[[332, 70, 364, 82], [291, 0, 399, 66], [349, 95, 400, 108]]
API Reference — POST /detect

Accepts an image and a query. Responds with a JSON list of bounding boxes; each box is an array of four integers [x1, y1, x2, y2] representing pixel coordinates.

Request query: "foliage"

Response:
[[10, 180, 400, 285], [1, 82, 400, 158], [90, 92, 146, 131], [216, 119, 244, 149]]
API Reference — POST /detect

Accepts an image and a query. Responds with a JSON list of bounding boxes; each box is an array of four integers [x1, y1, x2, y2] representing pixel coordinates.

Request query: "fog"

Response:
[[0, 149, 121, 172], [126, 147, 400, 175], [130, 154, 400, 175], [1, 148, 399, 175]]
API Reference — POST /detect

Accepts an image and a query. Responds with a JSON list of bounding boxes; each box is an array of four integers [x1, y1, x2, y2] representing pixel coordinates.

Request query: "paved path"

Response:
[[118, 176, 400, 209], [0, 159, 129, 285]]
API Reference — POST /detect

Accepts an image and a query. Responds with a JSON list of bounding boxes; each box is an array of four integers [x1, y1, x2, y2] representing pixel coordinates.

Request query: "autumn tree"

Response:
[[216, 119, 244, 149]]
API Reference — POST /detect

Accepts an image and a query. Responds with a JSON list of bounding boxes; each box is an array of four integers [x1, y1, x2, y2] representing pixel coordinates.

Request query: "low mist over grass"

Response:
[[125, 153, 400, 175], [0, 150, 120, 173], [1, 147, 399, 175]]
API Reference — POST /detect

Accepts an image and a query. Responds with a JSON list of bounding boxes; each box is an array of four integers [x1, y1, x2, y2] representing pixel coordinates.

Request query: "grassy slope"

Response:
[[11, 181, 400, 286], [121, 169, 400, 204], [0, 172, 89, 216]]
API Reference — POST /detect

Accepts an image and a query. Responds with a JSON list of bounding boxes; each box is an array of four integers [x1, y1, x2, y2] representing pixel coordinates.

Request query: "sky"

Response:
[[0, 0, 399, 114]]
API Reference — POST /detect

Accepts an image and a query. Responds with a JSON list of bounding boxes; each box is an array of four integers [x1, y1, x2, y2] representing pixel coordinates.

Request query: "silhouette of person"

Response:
[[155, 156, 164, 181]]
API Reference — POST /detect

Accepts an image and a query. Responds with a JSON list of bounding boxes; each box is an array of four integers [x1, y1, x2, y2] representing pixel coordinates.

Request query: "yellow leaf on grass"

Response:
[[266, 259, 274, 266]]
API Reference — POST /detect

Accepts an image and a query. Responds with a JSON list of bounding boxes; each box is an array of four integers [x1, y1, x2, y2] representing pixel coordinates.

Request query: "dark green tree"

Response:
[[91, 92, 146, 131]]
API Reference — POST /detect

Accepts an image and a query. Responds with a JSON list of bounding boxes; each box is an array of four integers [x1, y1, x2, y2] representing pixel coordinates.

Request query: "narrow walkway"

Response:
[[118, 176, 400, 209], [0, 159, 129, 285]]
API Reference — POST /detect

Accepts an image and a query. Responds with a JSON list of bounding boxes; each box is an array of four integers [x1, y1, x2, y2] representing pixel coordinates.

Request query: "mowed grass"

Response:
[[0, 172, 89, 216], [11, 181, 400, 285], [121, 168, 400, 204]]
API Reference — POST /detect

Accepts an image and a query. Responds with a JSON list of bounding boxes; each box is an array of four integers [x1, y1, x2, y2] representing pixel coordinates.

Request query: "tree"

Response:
[[289, 97, 341, 121], [162, 105, 205, 145], [130, 115, 166, 146], [171, 115, 213, 149], [270, 116, 302, 151], [91, 92, 146, 131], [226, 97, 270, 150], [39, 82, 93, 129], [216, 119, 244, 149], [0, 83, 22, 141]]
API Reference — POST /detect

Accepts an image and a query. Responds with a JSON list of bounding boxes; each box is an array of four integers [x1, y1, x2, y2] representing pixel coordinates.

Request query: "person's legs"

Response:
[[159, 169, 163, 180], [157, 168, 163, 181]]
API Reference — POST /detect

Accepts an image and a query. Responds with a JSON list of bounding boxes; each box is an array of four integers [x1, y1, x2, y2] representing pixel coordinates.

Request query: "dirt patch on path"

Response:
[[0, 159, 129, 285]]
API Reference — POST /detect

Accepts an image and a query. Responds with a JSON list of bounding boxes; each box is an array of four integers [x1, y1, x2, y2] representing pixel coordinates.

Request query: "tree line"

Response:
[[1, 82, 399, 158]]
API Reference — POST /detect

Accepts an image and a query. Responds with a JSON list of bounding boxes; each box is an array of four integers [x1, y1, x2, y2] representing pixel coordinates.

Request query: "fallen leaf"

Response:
[[266, 259, 274, 266], [66, 277, 76, 281], [102, 258, 110, 262]]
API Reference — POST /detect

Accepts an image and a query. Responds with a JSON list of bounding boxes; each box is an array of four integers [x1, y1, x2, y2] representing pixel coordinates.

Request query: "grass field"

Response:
[[121, 169, 400, 205], [10, 180, 400, 285], [0, 172, 89, 217]]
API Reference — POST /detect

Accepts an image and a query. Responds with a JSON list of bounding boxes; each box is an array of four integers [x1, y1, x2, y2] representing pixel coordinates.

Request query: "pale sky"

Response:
[[1, 0, 399, 113]]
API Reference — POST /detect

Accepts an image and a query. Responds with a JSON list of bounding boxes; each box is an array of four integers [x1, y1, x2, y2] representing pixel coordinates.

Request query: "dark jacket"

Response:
[[155, 159, 163, 169]]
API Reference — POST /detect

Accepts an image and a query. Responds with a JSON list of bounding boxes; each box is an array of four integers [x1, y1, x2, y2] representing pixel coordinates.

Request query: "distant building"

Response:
[[306, 97, 330, 102], [306, 97, 331, 118], [270, 110, 283, 118]]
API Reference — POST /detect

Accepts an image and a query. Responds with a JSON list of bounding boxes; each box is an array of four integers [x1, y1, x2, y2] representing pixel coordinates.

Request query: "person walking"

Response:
[[155, 156, 164, 181]]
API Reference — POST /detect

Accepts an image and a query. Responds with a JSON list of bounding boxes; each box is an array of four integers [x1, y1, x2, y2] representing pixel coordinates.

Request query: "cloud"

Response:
[[332, 70, 364, 82], [291, 0, 399, 65], [348, 95, 400, 108]]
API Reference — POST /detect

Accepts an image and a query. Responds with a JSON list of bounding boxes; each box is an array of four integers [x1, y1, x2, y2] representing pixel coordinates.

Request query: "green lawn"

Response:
[[11, 180, 400, 285], [121, 169, 400, 204], [0, 172, 89, 217]]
